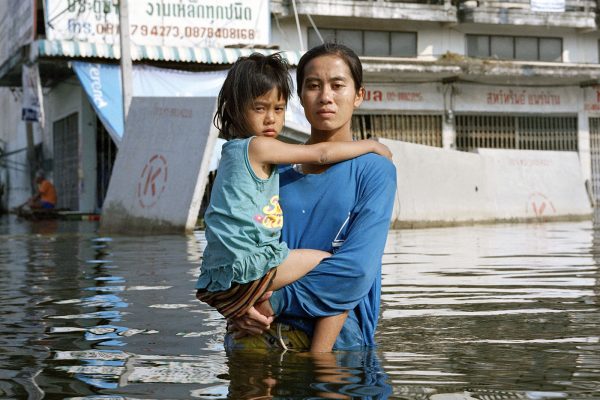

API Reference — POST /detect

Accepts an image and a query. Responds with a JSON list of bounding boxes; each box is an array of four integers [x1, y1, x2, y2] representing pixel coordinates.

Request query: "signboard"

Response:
[[21, 64, 45, 126], [454, 84, 579, 113], [0, 0, 35, 67], [360, 83, 444, 111], [531, 0, 565, 12], [100, 97, 219, 234], [45, 0, 270, 48]]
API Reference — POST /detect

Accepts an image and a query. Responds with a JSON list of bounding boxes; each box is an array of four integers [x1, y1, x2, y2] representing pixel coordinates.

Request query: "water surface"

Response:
[[0, 215, 598, 399]]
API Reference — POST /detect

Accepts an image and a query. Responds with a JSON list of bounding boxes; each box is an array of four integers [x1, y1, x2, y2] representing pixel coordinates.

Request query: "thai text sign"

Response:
[[360, 83, 443, 111], [454, 84, 578, 113], [45, 0, 270, 48], [0, 0, 35, 67]]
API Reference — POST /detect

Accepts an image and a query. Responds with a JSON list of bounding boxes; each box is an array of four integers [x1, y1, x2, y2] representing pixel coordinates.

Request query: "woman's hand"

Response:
[[227, 291, 275, 338]]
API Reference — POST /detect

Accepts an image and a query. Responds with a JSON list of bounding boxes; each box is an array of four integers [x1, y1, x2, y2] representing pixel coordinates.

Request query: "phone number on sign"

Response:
[[130, 25, 256, 40]]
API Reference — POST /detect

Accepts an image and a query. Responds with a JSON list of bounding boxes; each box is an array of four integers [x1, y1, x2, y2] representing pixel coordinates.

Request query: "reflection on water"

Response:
[[0, 214, 599, 399]]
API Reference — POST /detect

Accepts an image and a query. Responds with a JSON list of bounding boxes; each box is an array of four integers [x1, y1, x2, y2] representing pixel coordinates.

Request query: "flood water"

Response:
[[1, 214, 599, 399]]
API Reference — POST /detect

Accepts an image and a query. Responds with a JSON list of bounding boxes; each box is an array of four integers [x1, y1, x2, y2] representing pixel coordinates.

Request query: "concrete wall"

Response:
[[383, 139, 593, 227], [101, 97, 218, 234]]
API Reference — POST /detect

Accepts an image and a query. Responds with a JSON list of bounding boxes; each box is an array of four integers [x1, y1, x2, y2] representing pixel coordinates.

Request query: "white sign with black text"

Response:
[[45, 0, 270, 48]]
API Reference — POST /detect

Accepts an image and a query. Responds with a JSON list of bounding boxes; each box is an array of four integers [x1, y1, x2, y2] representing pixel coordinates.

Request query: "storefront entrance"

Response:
[[53, 112, 79, 210]]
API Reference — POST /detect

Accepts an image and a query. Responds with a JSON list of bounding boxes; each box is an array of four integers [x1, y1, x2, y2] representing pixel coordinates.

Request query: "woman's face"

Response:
[[300, 55, 364, 139]]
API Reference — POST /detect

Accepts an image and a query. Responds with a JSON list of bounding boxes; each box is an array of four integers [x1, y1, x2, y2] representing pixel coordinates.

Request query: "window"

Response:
[[490, 36, 514, 59], [466, 35, 563, 62], [364, 31, 388, 56], [338, 30, 363, 55], [466, 35, 489, 58], [515, 37, 538, 61], [539, 38, 562, 62], [307, 28, 417, 57]]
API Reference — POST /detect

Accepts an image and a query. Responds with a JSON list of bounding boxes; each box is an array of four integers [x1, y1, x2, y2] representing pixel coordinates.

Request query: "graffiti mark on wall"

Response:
[[527, 192, 556, 217], [137, 154, 168, 208]]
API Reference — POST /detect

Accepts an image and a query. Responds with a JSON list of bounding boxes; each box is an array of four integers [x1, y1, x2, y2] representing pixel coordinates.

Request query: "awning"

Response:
[[72, 62, 310, 147], [33, 39, 304, 65]]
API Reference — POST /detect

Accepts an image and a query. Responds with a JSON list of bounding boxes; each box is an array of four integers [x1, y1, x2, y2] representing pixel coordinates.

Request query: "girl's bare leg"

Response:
[[269, 249, 330, 290]]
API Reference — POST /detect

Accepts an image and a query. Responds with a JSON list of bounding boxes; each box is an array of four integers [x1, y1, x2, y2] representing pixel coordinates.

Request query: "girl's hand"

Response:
[[370, 140, 393, 160], [228, 306, 274, 338], [227, 291, 275, 338]]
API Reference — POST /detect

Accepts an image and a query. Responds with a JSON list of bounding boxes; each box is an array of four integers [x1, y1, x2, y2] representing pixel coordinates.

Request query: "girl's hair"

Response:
[[296, 42, 363, 97], [215, 52, 293, 140]]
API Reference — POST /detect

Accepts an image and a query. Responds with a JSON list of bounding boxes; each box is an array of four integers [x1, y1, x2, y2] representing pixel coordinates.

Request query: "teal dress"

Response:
[[196, 137, 290, 292]]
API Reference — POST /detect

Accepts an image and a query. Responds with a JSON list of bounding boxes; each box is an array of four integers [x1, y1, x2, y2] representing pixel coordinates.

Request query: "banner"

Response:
[[0, 0, 35, 67], [21, 64, 45, 127], [531, 0, 565, 12], [45, 0, 270, 48], [73, 62, 124, 140]]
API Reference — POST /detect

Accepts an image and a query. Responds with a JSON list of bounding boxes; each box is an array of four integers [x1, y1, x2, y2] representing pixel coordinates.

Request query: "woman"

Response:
[[227, 42, 397, 350]]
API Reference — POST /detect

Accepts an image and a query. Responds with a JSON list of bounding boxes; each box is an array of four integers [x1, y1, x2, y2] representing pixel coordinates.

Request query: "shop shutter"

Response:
[[455, 115, 577, 152], [352, 114, 443, 147]]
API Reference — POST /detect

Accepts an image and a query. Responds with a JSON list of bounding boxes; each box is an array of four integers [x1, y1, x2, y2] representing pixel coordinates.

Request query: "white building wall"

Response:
[[418, 28, 463, 59], [0, 87, 30, 208], [569, 33, 599, 64], [271, 18, 304, 51]]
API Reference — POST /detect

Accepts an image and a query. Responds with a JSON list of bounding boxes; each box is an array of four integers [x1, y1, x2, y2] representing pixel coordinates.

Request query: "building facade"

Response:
[[1, 0, 599, 212]]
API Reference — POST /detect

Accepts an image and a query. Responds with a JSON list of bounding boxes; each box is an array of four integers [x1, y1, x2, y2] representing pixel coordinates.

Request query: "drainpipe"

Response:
[[26, 121, 35, 194], [291, 0, 304, 51], [119, 0, 133, 127]]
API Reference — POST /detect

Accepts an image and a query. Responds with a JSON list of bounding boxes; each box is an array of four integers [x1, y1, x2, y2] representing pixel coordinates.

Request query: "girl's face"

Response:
[[244, 88, 286, 138], [300, 55, 364, 138]]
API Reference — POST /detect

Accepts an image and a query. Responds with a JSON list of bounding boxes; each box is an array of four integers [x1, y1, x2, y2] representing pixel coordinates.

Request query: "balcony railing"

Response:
[[351, 0, 446, 4], [463, 0, 596, 12]]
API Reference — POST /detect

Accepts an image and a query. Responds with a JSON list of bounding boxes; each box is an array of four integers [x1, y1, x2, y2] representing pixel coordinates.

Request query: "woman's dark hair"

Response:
[[215, 52, 293, 140], [296, 42, 363, 97]]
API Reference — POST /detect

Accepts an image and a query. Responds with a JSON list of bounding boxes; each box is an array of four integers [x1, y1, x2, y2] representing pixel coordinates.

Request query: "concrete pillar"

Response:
[[442, 116, 455, 150], [442, 84, 456, 150], [79, 95, 97, 213], [578, 91, 592, 183]]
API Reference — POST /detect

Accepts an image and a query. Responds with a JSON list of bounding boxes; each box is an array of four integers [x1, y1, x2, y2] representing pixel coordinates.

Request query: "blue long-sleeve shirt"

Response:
[[271, 153, 397, 349]]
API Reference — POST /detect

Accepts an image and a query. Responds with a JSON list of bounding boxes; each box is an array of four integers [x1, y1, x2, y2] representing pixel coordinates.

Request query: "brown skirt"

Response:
[[196, 267, 277, 319]]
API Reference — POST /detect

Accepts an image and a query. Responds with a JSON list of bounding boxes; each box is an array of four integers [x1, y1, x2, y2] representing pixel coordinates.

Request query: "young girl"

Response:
[[195, 52, 391, 352]]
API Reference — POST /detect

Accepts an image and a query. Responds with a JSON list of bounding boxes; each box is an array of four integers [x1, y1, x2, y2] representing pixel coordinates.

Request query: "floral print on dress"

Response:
[[254, 195, 283, 229]]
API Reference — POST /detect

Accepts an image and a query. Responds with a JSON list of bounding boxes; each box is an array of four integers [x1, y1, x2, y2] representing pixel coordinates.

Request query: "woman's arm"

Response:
[[249, 136, 392, 167], [227, 156, 396, 340], [270, 159, 397, 318]]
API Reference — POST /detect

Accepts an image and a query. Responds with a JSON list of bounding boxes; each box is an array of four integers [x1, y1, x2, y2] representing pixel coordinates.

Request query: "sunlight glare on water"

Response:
[[0, 215, 599, 399]]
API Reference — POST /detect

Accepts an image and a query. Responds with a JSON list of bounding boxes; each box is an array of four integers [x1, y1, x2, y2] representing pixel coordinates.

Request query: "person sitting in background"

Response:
[[28, 170, 57, 209]]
